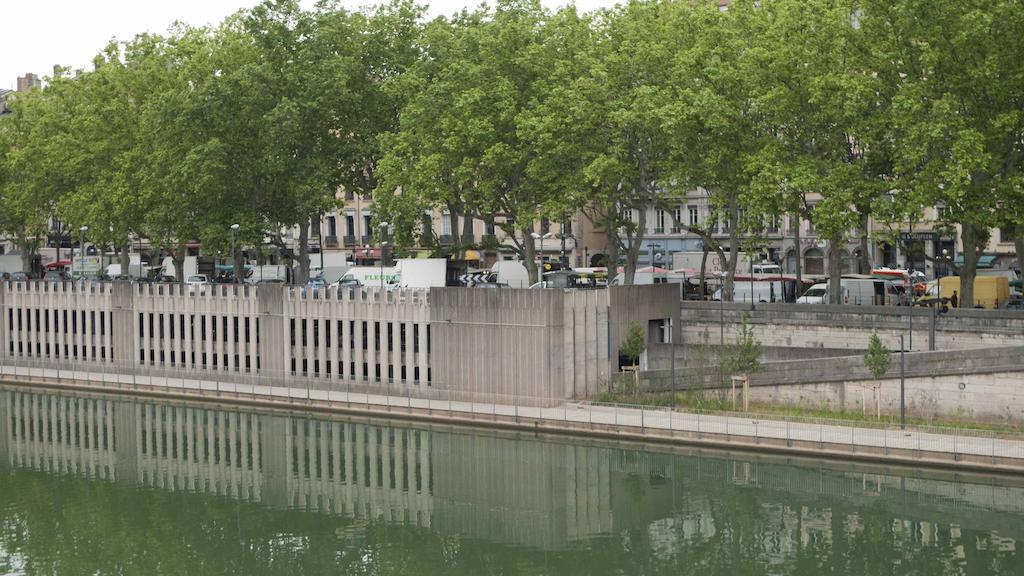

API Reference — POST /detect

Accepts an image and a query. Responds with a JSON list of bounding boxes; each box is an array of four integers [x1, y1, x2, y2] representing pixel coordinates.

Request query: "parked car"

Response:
[[1000, 297, 1024, 311], [474, 282, 509, 289], [43, 270, 68, 283], [795, 284, 830, 304], [9, 272, 30, 282], [185, 274, 209, 293], [331, 277, 361, 290]]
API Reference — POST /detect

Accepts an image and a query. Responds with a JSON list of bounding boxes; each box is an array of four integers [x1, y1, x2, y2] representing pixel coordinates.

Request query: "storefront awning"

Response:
[[953, 255, 997, 268]]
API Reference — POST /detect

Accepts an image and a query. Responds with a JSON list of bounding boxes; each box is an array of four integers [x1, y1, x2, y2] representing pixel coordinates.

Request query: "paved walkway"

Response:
[[3, 364, 1023, 469]]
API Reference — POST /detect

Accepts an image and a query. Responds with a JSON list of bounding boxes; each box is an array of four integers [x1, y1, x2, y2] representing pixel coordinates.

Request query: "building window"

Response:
[[935, 204, 951, 221], [688, 206, 698, 227], [562, 219, 571, 236], [655, 209, 666, 233], [621, 208, 633, 223], [327, 216, 337, 237], [441, 214, 452, 236], [540, 218, 551, 234], [362, 214, 373, 238], [672, 206, 683, 231], [806, 205, 816, 234], [344, 214, 355, 237]]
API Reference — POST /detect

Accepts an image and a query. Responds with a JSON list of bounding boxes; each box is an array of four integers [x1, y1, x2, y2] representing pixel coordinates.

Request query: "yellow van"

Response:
[[918, 276, 1010, 309]]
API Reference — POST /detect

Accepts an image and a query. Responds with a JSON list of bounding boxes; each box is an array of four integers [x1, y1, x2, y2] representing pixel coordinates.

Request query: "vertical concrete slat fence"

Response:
[[1, 281, 678, 407]]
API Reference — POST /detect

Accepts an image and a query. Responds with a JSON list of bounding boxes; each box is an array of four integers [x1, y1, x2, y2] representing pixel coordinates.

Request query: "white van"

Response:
[[796, 278, 889, 305], [713, 280, 788, 303]]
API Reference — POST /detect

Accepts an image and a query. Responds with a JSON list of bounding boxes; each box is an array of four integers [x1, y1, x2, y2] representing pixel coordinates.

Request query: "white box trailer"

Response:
[[162, 256, 199, 280], [672, 251, 753, 275], [310, 252, 353, 284], [340, 265, 399, 287], [105, 254, 145, 278], [394, 258, 446, 288], [491, 261, 530, 288], [713, 280, 789, 303], [0, 255, 25, 275]]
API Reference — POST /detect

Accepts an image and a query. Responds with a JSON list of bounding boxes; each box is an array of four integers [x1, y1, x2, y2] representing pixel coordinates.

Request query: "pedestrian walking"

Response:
[[950, 290, 958, 308]]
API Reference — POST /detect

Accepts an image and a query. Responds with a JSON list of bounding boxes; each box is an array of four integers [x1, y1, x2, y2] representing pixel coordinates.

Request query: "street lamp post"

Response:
[[899, 334, 906, 430], [379, 222, 390, 289], [531, 231, 554, 278], [231, 224, 240, 283]]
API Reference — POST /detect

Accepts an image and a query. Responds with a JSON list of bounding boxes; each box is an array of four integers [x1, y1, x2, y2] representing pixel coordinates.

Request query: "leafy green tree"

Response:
[[862, 332, 891, 418], [879, 0, 1024, 306], [0, 84, 69, 273], [377, 0, 565, 284], [666, 0, 770, 300], [863, 333, 891, 380], [721, 313, 761, 377], [748, 0, 897, 303], [619, 321, 647, 369]]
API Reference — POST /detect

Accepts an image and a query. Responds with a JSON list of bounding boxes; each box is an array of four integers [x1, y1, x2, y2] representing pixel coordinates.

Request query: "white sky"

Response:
[[1, 0, 618, 90]]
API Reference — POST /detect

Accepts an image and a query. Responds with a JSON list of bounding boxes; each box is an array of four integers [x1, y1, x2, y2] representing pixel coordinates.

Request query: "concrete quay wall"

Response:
[[642, 346, 1024, 424], [0, 281, 678, 406], [680, 301, 1024, 351], [746, 370, 1024, 424]]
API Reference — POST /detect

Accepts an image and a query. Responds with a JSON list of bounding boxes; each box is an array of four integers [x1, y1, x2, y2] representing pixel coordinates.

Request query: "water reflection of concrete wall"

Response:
[[2, 387, 1023, 560]]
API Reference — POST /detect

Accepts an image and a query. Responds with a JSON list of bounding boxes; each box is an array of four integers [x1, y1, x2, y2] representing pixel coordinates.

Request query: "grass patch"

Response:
[[591, 390, 1024, 436]]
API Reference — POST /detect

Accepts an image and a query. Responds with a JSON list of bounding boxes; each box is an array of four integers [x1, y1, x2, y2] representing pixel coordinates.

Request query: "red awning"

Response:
[[354, 247, 382, 259]]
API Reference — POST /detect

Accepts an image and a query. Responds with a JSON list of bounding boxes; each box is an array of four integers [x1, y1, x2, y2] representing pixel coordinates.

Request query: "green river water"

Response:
[[0, 385, 1022, 575]]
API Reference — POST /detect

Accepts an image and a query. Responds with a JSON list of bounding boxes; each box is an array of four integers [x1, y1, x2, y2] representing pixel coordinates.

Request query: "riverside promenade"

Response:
[[3, 363, 1023, 474]]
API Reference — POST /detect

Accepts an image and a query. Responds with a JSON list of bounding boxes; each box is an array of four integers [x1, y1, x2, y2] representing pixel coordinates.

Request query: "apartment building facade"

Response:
[[627, 190, 1020, 277]]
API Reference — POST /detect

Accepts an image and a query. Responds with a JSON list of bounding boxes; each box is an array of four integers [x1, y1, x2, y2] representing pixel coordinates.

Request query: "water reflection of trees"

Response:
[[1, 388, 1021, 574]]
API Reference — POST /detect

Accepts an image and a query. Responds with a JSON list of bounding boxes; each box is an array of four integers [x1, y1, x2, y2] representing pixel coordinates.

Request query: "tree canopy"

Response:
[[1, 0, 1020, 302]]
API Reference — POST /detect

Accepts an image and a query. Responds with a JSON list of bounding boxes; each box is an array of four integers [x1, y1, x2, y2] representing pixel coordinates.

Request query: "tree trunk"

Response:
[[1015, 236, 1024, 277], [827, 237, 843, 304], [120, 240, 130, 278], [233, 241, 245, 284], [793, 212, 803, 287], [173, 242, 186, 283], [858, 211, 871, 274], [722, 197, 741, 302], [460, 210, 474, 253], [623, 208, 645, 286], [699, 244, 709, 300], [17, 237, 35, 275], [523, 230, 539, 285], [296, 220, 310, 286], [605, 228, 619, 276], [959, 222, 983, 307]]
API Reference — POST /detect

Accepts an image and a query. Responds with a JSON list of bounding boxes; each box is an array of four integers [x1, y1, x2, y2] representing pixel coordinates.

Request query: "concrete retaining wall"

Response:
[[681, 301, 1024, 351], [746, 371, 1024, 424], [641, 346, 1024, 423]]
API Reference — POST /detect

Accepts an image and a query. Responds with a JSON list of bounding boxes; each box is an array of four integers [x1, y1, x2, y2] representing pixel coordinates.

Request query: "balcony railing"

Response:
[[439, 234, 453, 245], [342, 235, 356, 246], [324, 235, 339, 248], [360, 235, 372, 246]]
